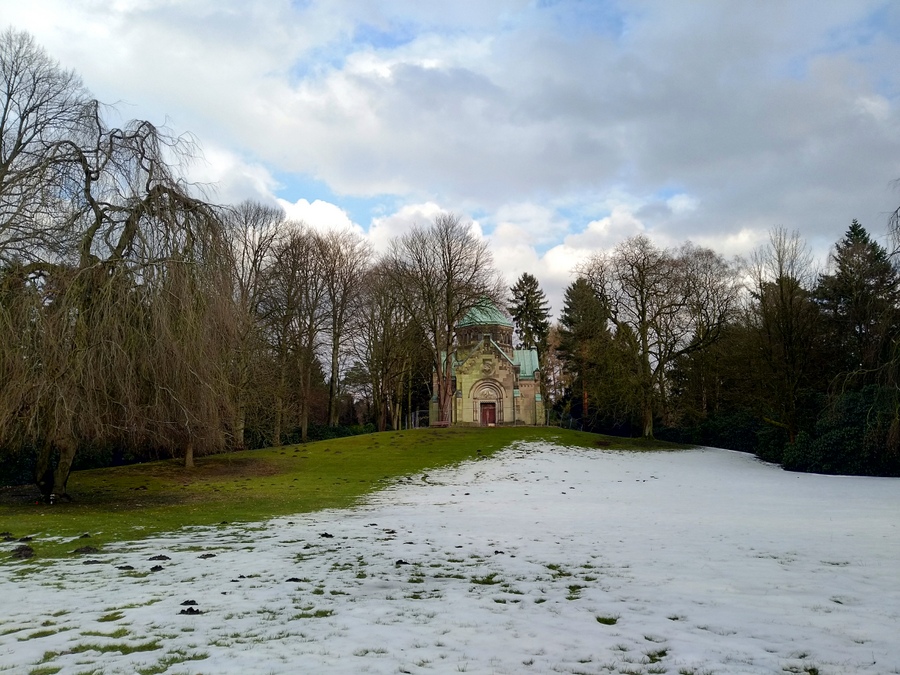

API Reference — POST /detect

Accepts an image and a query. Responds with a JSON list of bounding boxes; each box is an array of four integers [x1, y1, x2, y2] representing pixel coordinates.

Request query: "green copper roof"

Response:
[[512, 349, 540, 378], [458, 302, 514, 328]]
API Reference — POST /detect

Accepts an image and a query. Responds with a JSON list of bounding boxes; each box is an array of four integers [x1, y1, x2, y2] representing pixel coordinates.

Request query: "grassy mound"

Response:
[[0, 427, 680, 561]]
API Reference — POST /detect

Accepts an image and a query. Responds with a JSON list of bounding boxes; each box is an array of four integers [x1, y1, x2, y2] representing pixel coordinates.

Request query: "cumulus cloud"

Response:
[[563, 206, 646, 252], [488, 203, 647, 318], [488, 202, 570, 248], [184, 144, 281, 206], [667, 193, 699, 216], [277, 198, 363, 235], [367, 201, 446, 252], [5, 0, 900, 277]]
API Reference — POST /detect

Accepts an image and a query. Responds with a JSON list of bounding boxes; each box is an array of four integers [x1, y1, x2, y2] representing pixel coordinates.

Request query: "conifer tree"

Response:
[[557, 278, 610, 424], [507, 272, 551, 357], [816, 220, 899, 375]]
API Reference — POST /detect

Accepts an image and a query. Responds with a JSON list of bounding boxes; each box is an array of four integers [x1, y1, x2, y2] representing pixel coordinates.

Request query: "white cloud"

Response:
[[856, 94, 891, 121], [4, 0, 900, 285], [488, 202, 570, 247], [667, 193, 699, 215], [530, 244, 593, 319], [691, 227, 769, 259], [277, 198, 363, 235], [564, 206, 646, 252], [184, 145, 280, 206], [367, 201, 446, 252]]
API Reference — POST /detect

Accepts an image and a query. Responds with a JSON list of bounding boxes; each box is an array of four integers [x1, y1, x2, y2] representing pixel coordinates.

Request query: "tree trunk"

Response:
[[34, 438, 77, 502], [582, 380, 588, 426], [234, 405, 246, 451], [184, 440, 194, 468], [407, 365, 413, 430], [273, 394, 283, 447], [300, 405, 309, 443], [34, 442, 55, 501], [641, 357, 654, 438], [328, 340, 340, 427], [640, 324, 654, 439], [300, 364, 311, 443], [393, 378, 405, 430], [372, 375, 385, 431], [52, 439, 76, 497], [642, 398, 654, 439], [438, 368, 453, 424]]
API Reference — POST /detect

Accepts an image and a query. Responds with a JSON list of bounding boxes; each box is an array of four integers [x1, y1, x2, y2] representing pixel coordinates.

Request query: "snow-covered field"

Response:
[[2, 443, 899, 675]]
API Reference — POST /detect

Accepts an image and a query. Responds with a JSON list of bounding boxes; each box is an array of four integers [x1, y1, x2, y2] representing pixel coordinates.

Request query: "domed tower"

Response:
[[455, 303, 515, 356], [430, 300, 544, 427]]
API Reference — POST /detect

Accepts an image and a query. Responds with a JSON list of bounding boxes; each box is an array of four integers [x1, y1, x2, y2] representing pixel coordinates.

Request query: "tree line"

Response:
[[0, 30, 505, 499], [3, 28, 899, 500], [540, 222, 900, 477]]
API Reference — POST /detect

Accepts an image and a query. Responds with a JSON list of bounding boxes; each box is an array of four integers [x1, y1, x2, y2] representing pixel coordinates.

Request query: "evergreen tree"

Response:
[[555, 278, 640, 429], [816, 220, 899, 375], [507, 272, 551, 357], [558, 278, 602, 424], [792, 220, 900, 476], [558, 278, 607, 362]]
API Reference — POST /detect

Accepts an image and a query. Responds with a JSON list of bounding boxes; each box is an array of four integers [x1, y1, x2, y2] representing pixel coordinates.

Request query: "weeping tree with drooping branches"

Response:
[[0, 29, 238, 499]]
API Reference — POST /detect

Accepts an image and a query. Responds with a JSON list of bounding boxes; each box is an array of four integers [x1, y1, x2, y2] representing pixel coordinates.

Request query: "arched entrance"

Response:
[[470, 380, 504, 426]]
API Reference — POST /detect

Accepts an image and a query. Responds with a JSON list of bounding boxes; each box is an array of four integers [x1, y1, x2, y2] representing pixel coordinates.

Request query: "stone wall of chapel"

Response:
[[430, 318, 544, 426], [454, 342, 514, 426]]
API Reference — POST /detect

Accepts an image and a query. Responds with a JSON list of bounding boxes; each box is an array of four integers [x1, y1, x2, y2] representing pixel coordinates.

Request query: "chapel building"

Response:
[[430, 303, 545, 426]]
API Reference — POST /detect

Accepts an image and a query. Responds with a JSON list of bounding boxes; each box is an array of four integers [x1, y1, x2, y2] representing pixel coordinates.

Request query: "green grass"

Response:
[[291, 609, 334, 619], [646, 648, 669, 663], [1, 427, 684, 562], [546, 563, 572, 578], [81, 628, 130, 639], [69, 640, 160, 655], [96, 612, 124, 623], [135, 650, 209, 675], [566, 584, 586, 600], [470, 572, 501, 585], [19, 629, 62, 641]]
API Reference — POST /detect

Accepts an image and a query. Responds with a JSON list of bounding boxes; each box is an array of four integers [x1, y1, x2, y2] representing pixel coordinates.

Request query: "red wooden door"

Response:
[[481, 402, 496, 426]]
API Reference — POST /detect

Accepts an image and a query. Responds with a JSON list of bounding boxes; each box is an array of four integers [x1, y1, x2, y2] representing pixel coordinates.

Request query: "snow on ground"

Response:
[[2, 443, 899, 675]]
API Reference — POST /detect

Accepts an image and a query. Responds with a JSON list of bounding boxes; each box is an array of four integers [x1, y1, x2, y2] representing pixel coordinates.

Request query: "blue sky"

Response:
[[5, 0, 900, 312]]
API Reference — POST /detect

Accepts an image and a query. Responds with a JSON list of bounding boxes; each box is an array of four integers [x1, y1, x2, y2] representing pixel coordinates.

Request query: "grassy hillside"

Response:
[[1, 427, 680, 562]]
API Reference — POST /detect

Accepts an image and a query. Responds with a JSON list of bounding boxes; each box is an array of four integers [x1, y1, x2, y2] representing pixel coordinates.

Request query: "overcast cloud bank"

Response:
[[4, 1, 900, 310]]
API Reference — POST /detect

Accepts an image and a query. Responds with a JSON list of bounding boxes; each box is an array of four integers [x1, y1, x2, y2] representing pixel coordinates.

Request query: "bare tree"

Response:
[[141, 237, 237, 469], [0, 30, 236, 497], [582, 235, 739, 438], [318, 229, 371, 427], [746, 227, 821, 443], [385, 213, 504, 424], [261, 226, 329, 444], [351, 262, 423, 430], [0, 28, 92, 263], [223, 200, 285, 448]]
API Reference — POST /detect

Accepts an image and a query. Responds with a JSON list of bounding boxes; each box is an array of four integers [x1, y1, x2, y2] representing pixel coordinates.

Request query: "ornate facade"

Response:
[[431, 303, 545, 426]]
